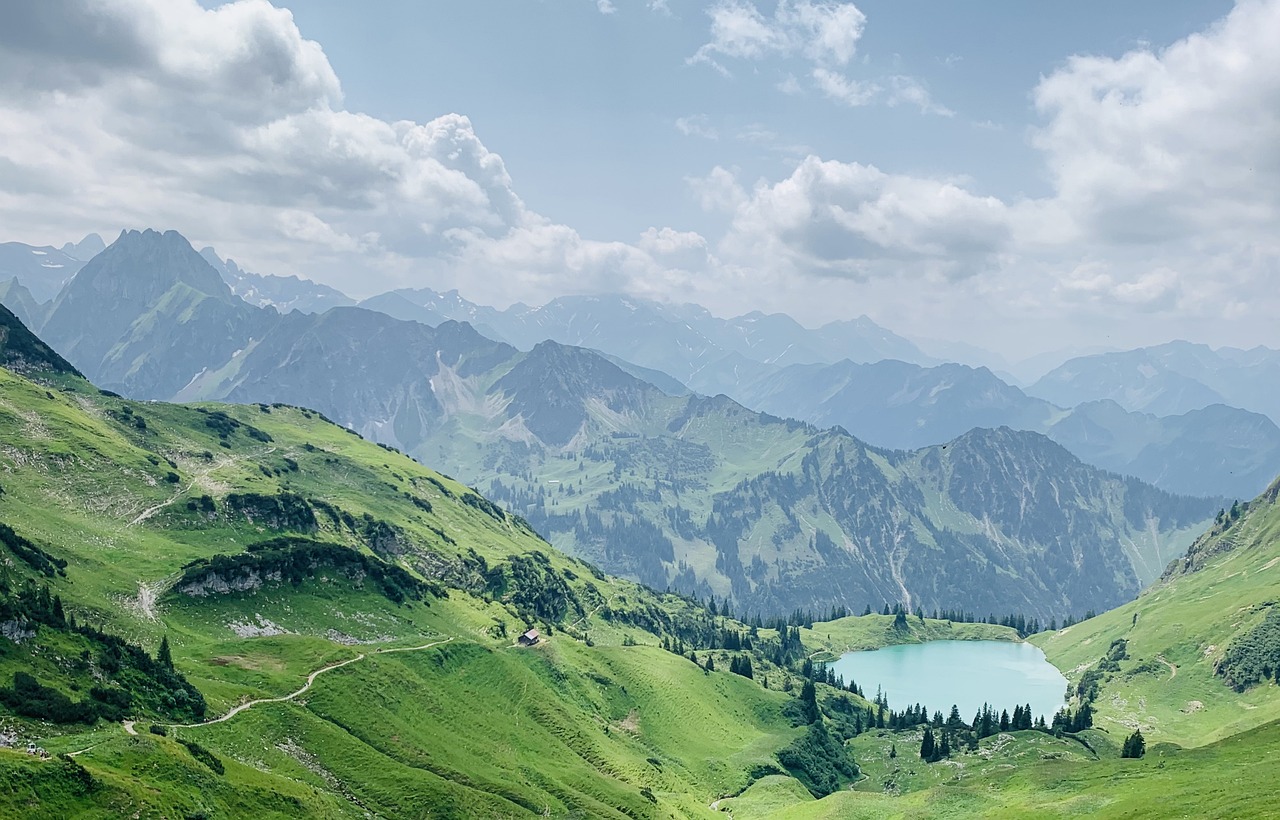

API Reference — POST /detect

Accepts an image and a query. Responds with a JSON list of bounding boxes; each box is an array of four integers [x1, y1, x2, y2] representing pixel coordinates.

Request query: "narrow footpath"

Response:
[[168, 636, 454, 729]]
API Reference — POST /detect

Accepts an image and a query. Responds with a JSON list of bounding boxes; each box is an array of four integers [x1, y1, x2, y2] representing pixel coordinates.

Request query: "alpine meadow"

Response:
[[2, 1, 1280, 818]]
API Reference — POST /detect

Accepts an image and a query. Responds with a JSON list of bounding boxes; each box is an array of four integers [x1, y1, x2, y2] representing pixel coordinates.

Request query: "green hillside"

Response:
[[0, 360, 851, 817], [1033, 477, 1280, 748], [1, 343, 1279, 818]]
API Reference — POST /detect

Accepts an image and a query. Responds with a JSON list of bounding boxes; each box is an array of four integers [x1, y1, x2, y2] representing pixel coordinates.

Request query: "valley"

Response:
[[4, 2, 1280, 817], [0, 294, 1277, 817]]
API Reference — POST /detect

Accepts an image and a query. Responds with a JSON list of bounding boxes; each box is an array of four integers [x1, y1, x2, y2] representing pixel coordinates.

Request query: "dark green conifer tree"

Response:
[[800, 680, 820, 724], [1121, 729, 1146, 759], [158, 635, 173, 669], [919, 728, 935, 761]]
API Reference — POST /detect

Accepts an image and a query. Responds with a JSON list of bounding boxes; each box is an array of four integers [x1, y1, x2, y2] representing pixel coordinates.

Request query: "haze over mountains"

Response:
[[0, 228, 1259, 621], [4, 230, 1275, 502], [1, 226, 1279, 816], [1028, 342, 1280, 423]]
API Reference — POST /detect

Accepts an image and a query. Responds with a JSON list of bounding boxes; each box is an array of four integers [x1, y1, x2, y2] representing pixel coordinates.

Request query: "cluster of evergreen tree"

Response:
[[0, 580, 205, 724], [918, 727, 951, 762], [1217, 608, 1280, 691], [1049, 637, 1129, 734], [728, 654, 754, 679], [489, 550, 586, 625], [653, 613, 806, 670], [0, 522, 68, 579], [1209, 499, 1248, 535], [223, 491, 317, 532], [915, 702, 1052, 762], [179, 537, 431, 605], [777, 722, 858, 797]]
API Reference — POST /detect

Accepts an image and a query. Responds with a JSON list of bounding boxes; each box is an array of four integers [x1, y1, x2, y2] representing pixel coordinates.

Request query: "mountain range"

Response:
[[354, 288, 1280, 500], [4, 229, 1223, 620], [191, 315, 1215, 616], [4, 228, 1267, 618], [1028, 341, 1280, 424], [688, 357, 1280, 500], [9, 232, 1275, 501], [1, 304, 1275, 817], [359, 288, 939, 382]]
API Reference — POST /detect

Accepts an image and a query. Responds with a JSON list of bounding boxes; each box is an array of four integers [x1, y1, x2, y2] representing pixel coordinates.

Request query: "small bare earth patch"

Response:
[[121, 579, 167, 622], [616, 709, 641, 735], [278, 737, 348, 797], [228, 615, 293, 638], [1182, 700, 1204, 713]]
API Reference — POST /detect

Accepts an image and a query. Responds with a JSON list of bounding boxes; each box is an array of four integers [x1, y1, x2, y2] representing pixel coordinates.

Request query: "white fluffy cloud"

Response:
[[811, 67, 878, 106], [691, 1, 951, 118], [675, 115, 719, 140], [0, 0, 1278, 353], [707, 158, 1010, 281], [678, 0, 1280, 346], [690, 0, 866, 73], [0, 0, 675, 304], [1031, 0, 1280, 247]]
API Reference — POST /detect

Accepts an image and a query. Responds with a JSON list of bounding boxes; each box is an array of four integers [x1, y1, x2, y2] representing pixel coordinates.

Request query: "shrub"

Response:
[[179, 739, 225, 775]]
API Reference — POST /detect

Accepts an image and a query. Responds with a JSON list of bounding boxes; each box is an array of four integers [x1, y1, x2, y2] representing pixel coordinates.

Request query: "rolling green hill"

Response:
[[1033, 476, 1280, 748], [0, 350, 848, 818], [1, 314, 1279, 817]]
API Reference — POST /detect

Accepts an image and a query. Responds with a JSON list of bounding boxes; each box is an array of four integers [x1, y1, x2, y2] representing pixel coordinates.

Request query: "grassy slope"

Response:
[[760, 719, 1280, 819], [1032, 481, 1280, 747], [3, 360, 1280, 818], [801, 614, 1018, 663], [0, 368, 808, 818]]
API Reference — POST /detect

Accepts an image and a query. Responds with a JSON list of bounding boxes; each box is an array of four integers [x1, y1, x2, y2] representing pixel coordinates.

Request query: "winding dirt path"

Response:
[[60, 638, 455, 758], [168, 636, 453, 729], [570, 582, 620, 633], [1156, 655, 1178, 680], [128, 448, 274, 527]]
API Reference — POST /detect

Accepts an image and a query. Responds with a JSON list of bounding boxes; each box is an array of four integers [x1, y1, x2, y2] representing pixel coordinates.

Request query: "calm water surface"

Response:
[[827, 640, 1067, 723]]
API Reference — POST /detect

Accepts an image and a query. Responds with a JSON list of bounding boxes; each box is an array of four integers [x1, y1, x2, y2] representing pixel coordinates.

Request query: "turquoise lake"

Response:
[[827, 640, 1068, 723]]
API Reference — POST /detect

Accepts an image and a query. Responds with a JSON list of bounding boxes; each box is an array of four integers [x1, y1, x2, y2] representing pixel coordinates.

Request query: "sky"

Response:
[[0, 0, 1276, 361]]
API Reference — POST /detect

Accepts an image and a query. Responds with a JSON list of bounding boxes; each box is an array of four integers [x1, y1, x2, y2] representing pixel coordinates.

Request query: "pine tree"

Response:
[[800, 680, 820, 724], [919, 728, 935, 761], [1121, 729, 1146, 759], [157, 635, 173, 668], [939, 730, 951, 759], [1072, 702, 1094, 732]]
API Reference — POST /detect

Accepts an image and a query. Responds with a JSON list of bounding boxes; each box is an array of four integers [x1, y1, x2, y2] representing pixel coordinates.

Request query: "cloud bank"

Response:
[[0, 0, 1277, 352]]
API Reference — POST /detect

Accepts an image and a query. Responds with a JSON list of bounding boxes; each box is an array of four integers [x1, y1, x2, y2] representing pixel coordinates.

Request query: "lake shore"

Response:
[[801, 613, 1022, 663]]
